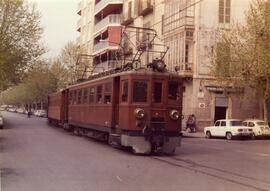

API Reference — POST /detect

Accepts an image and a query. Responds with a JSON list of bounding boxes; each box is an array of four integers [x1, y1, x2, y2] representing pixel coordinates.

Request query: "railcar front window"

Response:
[[168, 82, 179, 100], [153, 82, 162, 103], [133, 81, 148, 102]]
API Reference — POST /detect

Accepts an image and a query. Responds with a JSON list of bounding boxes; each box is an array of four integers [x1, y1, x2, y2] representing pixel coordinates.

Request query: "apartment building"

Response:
[[164, 0, 260, 129]]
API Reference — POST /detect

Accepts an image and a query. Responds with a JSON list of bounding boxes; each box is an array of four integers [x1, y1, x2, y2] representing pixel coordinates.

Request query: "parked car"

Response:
[[242, 119, 270, 138], [0, 113, 3, 129], [204, 119, 253, 140], [35, 110, 47, 117], [16, 108, 26, 114]]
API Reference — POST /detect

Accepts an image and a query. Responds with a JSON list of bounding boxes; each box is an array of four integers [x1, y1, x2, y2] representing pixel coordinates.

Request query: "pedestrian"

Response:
[[27, 110, 31, 118], [186, 114, 196, 133]]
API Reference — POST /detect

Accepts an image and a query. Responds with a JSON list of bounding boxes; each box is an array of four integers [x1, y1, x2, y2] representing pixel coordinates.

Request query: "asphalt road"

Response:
[[1, 111, 270, 191]]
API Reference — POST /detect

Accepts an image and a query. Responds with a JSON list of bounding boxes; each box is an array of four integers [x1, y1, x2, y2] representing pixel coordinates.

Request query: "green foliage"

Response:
[[1, 64, 58, 105], [211, 0, 270, 99], [0, 0, 45, 90]]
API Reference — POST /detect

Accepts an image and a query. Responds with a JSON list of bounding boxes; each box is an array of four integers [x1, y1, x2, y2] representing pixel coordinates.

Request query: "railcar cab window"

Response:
[[133, 81, 148, 102], [168, 82, 180, 100], [152, 82, 162, 103], [89, 87, 95, 103], [104, 83, 112, 104], [96, 85, 103, 104], [121, 80, 128, 102]]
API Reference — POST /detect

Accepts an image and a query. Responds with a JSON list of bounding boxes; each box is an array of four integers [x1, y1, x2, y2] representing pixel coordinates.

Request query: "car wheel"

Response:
[[226, 132, 233, 140], [205, 131, 212, 139]]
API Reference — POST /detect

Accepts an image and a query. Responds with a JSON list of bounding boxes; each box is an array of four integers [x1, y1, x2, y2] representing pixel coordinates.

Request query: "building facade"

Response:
[[77, 0, 261, 130]]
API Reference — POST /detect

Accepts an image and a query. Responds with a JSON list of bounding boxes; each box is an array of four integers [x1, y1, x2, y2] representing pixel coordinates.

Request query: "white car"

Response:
[[35, 110, 47, 117], [243, 119, 270, 138], [0, 113, 3, 129], [204, 119, 253, 140]]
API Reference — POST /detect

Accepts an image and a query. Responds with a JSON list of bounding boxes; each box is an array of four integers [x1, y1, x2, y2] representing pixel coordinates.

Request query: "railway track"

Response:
[[151, 156, 270, 191]]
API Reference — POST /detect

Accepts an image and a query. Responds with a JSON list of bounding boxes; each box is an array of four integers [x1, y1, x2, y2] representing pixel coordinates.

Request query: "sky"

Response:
[[28, 0, 79, 59]]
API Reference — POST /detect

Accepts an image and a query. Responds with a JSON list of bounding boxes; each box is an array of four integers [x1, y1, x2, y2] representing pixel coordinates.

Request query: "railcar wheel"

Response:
[[205, 131, 212, 139], [226, 132, 233, 140]]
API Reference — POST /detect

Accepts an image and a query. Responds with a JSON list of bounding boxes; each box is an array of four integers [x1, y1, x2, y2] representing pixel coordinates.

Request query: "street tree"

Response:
[[0, 0, 45, 90], [211, 0, 270, 120]]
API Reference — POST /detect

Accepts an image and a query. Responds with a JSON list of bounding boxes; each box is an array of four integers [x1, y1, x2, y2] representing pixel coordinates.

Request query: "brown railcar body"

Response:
[[48, 69, 183, 154]]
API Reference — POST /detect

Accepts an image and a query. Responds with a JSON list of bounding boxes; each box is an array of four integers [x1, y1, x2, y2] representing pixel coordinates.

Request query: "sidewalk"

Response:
[[181, 130, 205, 138]]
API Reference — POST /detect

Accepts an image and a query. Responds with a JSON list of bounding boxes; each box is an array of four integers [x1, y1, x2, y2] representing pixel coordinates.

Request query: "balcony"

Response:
[[178, 63, 193, 77], [94, 0, 123, 16], [77, 1, 82, 15], [94, 14, 122, 35], [139, 0, 153, 16], [93, 60, 119, 73], [121, 11, 134, 26], [93, 39, 119, 55], [77, 19, 81, 32]]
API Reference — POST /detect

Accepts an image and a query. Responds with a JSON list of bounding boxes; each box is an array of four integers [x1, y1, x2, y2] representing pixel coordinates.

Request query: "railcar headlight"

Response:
[[170, 110, 180, 120], [134, 108, 145, 119]]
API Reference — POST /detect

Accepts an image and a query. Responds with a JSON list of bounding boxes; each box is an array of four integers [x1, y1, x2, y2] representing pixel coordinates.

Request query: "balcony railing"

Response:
[[178, 62, 193, 77], [93, 39, 119, 54], [95, 0, 123, 15], [94, 14, 122, 35], [93, 60, 119, 73]]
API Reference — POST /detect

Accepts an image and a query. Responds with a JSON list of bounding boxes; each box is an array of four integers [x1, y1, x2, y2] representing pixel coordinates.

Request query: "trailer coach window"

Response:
[[73, 91, 77, 105], [121, 80, 128, 102], [97, 85, 103, 103], [69, 92, 73, 105], [83, 89, 88, 103], [78, 90, 82, 104], [133, 81, 147, 102], [89, 87, 95, 103], [168, 82, 179, 100], [153, 82, 162, 103]]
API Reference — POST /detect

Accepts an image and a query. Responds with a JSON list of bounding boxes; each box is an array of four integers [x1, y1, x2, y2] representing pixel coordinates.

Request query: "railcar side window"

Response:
[[121, 80, 128, 102], [96, 85, 103, 103], [83, 89, 88, 104], [133, 81, 148, 102], [104, 83, 112, 104], [89, 87, 95, 103], [153, 82, 162, 103], [168, 82, 179, 100], [78, 90, 82, 104]]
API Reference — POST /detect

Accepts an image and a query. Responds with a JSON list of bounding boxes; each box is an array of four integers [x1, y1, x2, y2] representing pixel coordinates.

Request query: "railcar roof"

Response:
[[67, 68, 182, 89]]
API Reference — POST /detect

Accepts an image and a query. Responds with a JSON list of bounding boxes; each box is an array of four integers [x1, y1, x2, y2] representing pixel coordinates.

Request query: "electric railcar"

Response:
[[48, 65, 183, 154]]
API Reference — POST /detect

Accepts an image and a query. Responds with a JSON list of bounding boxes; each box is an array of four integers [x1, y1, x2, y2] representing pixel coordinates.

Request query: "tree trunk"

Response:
[[264, 99, 268, 123]]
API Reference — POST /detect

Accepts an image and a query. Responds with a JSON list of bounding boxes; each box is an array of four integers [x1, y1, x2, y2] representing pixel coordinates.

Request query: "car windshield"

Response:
[[257, 122, 267, 125], [230, 121, 242, 126]]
